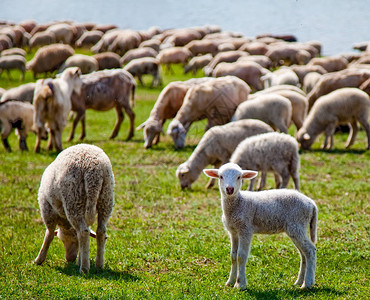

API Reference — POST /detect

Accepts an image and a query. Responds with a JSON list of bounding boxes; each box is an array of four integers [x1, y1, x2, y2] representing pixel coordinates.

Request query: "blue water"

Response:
[[1, 0, 369, 55]]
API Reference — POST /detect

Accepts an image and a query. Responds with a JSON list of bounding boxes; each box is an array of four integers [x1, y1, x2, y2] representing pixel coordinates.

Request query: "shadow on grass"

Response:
[[244, 286, 345, 299], [300, 148, 367, 155], [56, 262, 140, 282]]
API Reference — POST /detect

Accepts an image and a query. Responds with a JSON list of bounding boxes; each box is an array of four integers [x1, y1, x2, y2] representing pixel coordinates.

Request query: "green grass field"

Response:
[[0, 53, 369, 299]]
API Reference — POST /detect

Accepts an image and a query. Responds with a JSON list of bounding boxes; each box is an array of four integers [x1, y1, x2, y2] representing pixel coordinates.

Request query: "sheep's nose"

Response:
[[226, 187, 234, 195]]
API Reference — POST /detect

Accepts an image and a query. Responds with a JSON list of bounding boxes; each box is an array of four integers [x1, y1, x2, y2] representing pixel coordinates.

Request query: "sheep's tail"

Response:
[[84, 171, 103, 225], [310, 204, 318, 244], [130, 83, 136, 109], [39, 80, 54, 100]]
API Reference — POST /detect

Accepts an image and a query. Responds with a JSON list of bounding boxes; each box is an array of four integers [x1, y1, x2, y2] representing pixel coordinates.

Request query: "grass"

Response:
[[0, 51, 369, 299]]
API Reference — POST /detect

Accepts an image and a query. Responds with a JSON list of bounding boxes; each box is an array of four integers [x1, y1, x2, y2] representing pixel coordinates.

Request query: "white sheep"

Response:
[[203, 162, 317, 290], [176, 119, 273, 189], [35, 144, 115, 273], [261, 66, 300, 89], [232, 94, 292, 133], [296, 87, 370, 150], [0, 100, 35, 152], [230, 132, 300, 190]]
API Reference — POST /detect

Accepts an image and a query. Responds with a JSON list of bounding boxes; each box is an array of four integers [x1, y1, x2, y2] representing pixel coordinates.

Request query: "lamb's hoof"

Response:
[[34, 258, 43, 265], [225, 280, 235, 287], [234, 282, 247, 290], [294, 279, 304, 286], [301, 281, 314, 289], [79, 266, 90, 274]]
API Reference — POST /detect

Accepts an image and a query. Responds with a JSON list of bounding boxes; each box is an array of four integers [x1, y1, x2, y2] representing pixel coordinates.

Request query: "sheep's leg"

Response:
[[80, 115, 87, 140], [138, 75, 145, 87], [279, 169, 291, 189], [323, 123, 336, 150], [357, 116, 370, 150], [345, 121, 358, 149], [34, 132, 42, 153], [6, 69, 12, 80], [234, 233, 252, 290], [67, 110, 85, 142], [54, 130, 63, 153], [109, 106, 124, 139], [123, 104, 135, 141], [153, 133, 160, 145], [274, 172, 283, 189], [257, 172, 267, 190], [276, 120, 289, 133], [1, 122, 12, 152], [76, 227, 90, 273], [95, 216, 108, 269], [225, 232, 239, 287], [35, 227, 56, 265], [291, 170, 300, 191], [2, 138, 11, 152], [19, 136, 28, 151], [248, 177, 257, 191], [288, 231, 316, 289]]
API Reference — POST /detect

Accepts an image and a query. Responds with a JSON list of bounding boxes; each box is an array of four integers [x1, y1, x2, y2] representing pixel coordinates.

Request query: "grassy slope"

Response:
[[0, 53, 369, 299]]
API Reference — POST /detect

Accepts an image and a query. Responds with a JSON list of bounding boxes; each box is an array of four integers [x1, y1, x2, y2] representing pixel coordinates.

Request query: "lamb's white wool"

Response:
[[261, 67, 300, 88], [203, 162, 317, 290], [35, 144, 115, 274], [230, 132, 300, 190]]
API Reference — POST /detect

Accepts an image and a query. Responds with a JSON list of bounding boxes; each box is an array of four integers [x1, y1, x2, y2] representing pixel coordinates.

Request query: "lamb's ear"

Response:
[[303, 133, 311, 140], [136, 122, 146, 131], [203, 169, 219, 178], [54, 230, 58, 236], [89, 230, 97, 239], [242, 170, 258, 180]]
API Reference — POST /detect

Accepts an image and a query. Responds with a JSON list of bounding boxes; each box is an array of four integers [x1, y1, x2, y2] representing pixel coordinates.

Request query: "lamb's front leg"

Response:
[[235, 232, 252, 290], [225, 232, 239, 287]]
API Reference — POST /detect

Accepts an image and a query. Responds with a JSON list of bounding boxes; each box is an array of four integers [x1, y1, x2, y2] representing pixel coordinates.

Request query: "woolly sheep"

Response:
[[75, 30, 103, 48], [307, 56, 348, 73], [167, 76, 250, 149], [45, 23, 75, 45], [237, 55, 272, 69], [139, 38, 161, 52], [0, 55, 26, 80], [261, 67, 300, 88], [303, 72, 322, 94], [203, 162, 317, 289], [296, 88, 370, 150], [0, 100, 35, 152], [93, 52, 122, 70], [58, 54, 99, 74], [28, 31, 56, 50], [230, 132, 300, 190], [203, 50, 248, 76], [137, 78, 212, 148], [108, 30, 141, 55], [184, 54, 213, 75], [27, 44, 74, 78], [120, 47, 158, 65], [157, 47, 193, 73], [0, 82, 35, 103], [232, 94, 292, 133], [1, 47, 26, 57], [290, 64, 327, 85], [123, 57, 161, 87], [176, 119, 273, 189], [35, 144, 115, 274]]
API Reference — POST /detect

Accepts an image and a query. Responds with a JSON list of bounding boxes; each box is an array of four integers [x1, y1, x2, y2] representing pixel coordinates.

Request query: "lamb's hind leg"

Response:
[[226, 232, 239, 287], [345, 121, 357, 149], [109, 106, 124, 139], [357, 114, 370, 150], [123, 103, 135, 141], [34, 226, 56, 265], [287, 229, 316, 289]]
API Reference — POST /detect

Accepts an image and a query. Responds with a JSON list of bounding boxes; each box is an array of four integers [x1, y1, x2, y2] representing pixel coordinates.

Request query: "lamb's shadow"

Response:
[[55, 262, 139, 282], [244, 286, 344, 299], [300, 148, 367, 155]]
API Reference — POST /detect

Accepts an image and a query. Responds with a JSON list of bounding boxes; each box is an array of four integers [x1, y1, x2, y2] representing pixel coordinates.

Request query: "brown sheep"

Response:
[[28, 31, 56, 50], [157, 47, 193, 73], [123, 57, 162, 88], [307, 56, 348, 73], [203, 50, 248, 76], [93, 52, 121, 70], [75, 30, 103, 48], [26, 44, 74, 78], [120, 47, 158, 65]]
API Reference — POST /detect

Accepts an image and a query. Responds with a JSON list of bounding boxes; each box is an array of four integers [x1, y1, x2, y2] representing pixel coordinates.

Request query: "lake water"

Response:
[[1, 0, 369, 55]]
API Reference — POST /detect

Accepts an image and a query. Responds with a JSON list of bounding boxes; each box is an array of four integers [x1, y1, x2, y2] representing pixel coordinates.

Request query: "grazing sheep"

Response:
[[75, 30, 103, 48], [68, 69, 136, 141], [230, 132, 300, 190], [157, 47, 193, 73], [261, 67, 300, 88], [108, 30, 141, 55], [0, 100, 35, 152], [139, 38, 161, 52], [250, 84, 306, 97], [1, 47, 26, 57], [184, 54, 213, 75], [123, 57, 161, 87], [184, 39, 220, 56], [45, 23, 75, 45], [28, 31, 56, 50], [162, 28, 202, 47], [177, 119, 273, 189], [203, 162, 317, 289], [35, 144, 114, 274], [307, 56, 348, 73], [212, 61, 268, 91], [91, 29, 121, 53], [58, 54, 99, 74], [203, 50, 248, 76], [0, 82, 36, 103], [137, 78, 212, 148], [33, 67, 82, 153], [239, 41, 269, 55], [93, 52, 121, 70], [120, 47, 158, 65], [0, 55, 26, 80], [27, 44, 74, 78], [233, 94, 292, 133], [290, 64, 327, 85], [167, 76, 250, 149], [237, 55, 272, 69], [307, 69, 370, 110], [266, 45, 310, 67], [297, 88, 370, 150], [360, 77, 370, 96]]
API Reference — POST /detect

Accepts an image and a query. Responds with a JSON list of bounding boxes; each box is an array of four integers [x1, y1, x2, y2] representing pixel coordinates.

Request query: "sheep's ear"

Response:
[[136, 122, 146, 131], [89, 230, 97, 239], [242, 170, 258, 180], [181, 166, 190, 173], [303, 133, 311, 140], [203, 169, 219, 178], [54, 230, 58, 236]]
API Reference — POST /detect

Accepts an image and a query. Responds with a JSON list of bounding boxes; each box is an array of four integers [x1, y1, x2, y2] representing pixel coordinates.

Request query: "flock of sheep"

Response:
[[1, 19, 370, 290]]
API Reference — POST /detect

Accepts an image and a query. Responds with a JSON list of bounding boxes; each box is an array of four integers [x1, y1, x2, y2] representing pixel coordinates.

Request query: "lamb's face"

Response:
[[296, 129, 315, 150], [167, 120, 187, 149], [176, 163, 197, 189], [57, 229, 79, 262], [143, 121, 162, 149]]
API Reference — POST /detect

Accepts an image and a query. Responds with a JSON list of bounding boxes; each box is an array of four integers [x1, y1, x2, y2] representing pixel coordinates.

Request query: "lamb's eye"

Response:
[[237, 176, 241, 180], [220, 176, 223, 180]]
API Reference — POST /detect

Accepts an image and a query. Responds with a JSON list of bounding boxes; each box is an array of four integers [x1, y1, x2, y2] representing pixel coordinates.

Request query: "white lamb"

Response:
[[230, 132, 300, 191], [35, 144, 115, 273], [232, 94, 292, 133], [176, 119, 273, 189], [261, 67, 300, 89], [203, 162, 317, 290]]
